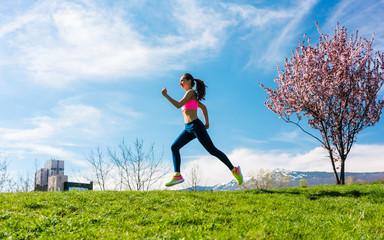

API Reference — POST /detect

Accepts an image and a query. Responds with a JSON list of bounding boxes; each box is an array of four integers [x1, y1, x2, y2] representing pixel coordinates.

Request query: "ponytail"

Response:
[[182, 73, 207, 101], [194, 78, 206, 101]]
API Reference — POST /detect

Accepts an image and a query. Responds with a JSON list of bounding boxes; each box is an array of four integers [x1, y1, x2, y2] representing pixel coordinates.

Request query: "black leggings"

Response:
[[171, 118, 234, 172]]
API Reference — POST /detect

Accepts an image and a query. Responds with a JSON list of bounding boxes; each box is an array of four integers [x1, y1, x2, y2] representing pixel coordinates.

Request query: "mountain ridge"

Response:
[[181, 170, 384, 191]]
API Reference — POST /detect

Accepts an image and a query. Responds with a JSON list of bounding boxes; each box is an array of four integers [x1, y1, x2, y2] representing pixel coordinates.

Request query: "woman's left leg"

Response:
[[193, 119, 234, 170]]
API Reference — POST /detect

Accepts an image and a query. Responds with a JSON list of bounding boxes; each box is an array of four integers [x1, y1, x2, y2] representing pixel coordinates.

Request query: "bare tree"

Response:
[[0, 155, 10, 192], [108, 138, 168, 191], [10, 172, 33, 192], [185, 163, 206, 192], [85, 146, 113, 191]]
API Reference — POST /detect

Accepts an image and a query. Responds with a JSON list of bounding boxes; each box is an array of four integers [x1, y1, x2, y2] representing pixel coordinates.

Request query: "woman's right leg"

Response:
[[171, 130, 195, 172]]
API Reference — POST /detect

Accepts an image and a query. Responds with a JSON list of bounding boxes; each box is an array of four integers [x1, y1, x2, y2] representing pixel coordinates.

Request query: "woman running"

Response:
[[161, 73, 243, 187]]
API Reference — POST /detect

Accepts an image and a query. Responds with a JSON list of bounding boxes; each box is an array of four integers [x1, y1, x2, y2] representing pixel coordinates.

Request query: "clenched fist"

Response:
[[161, 87, 168, 96]]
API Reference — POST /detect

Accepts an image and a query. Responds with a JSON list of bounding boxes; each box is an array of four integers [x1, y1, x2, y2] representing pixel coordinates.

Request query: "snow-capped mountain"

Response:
[[181, 170, 384, 191]]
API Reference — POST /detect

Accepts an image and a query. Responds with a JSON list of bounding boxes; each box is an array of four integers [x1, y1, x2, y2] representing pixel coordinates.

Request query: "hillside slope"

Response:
[[1, 184, 383, 239]]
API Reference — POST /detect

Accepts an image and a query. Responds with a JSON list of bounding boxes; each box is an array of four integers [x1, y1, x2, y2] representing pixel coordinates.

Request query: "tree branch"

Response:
[[283, 117, 324, 145]]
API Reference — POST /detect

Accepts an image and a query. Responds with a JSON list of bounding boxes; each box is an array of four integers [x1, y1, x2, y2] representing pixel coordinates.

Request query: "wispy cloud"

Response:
[[171, 0, 234, 54], [324, 0, 384, 51], [2, 0, 380, 87], [225, 3, 293, 28], [263, 0, 319, 63], [231, 0, 384, 69], [223, 0, 319, 70], [0, 100, 105, 162], [0, 0, 234, 87], [0, 0, 330, 86], [0, 89, 147, 167]]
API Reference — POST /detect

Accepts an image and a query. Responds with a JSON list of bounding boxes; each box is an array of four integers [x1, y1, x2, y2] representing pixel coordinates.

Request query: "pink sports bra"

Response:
[[182, 99, 198, 111]]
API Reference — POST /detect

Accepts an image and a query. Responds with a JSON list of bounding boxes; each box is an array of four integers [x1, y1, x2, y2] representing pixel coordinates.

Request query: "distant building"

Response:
[[34, 159, 92, 192], [34, 168, 49, 191], [64, 181, 93, 191], [48, 175, 68, 191]]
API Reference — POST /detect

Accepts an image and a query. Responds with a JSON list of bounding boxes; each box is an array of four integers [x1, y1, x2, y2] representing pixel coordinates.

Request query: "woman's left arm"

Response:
[[198, 102, 209, 129]]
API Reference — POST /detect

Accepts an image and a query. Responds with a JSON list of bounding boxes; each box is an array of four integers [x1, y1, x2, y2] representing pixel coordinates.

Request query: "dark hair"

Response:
[[182, 73, 207, 101]]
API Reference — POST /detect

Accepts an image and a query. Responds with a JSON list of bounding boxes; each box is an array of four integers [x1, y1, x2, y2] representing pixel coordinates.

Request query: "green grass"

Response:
[[1, 183, 383, 239]]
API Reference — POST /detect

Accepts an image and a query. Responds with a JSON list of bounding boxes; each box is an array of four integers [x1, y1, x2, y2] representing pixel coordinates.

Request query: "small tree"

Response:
[[346, 176, 356, 185], [260, 22, 384, 184], [85, 146, 113, 191], [299, 178, 308, 187], [0, 155, 10, 192], [108, 138, 168, 191], [244, 169, 292, 190], [5, 162, 33, 192], [11, 172, 33, 192], [185, 163, 206, 192]]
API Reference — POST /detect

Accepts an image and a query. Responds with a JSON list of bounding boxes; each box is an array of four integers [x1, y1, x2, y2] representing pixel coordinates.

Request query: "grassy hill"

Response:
[[1, 183, 383, 239]]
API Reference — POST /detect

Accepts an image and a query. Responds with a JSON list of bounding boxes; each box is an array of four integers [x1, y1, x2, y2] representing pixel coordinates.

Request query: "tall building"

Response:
[[34, 168, 49, 191], [35, 159, 65, 191], [45, 160, 64, 176]]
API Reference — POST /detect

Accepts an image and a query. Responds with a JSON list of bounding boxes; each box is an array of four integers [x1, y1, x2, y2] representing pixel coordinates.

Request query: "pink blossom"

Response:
[[259, 22, 384, 184]]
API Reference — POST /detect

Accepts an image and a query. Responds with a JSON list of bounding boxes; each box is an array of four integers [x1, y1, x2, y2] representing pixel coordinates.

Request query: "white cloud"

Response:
[[225, 3, 293, 28], [0, 0, 234, 87], [0, 90, 147, 170], [172, 0, 232, 50], [0, 103, 102, 142], [2, 0, 380, 87], [181, 144, 384, 186], [0, 101, 104, 162], [270, 130, 300, 143], [347, 144, 384, 172]]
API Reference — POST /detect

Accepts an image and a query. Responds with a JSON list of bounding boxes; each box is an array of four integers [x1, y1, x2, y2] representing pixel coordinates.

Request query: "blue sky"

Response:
[[0, 0, 383, 187]]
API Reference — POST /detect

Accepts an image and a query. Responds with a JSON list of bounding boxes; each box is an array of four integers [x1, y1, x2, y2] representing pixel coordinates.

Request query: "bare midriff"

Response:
[[182, 109, 198, 123]]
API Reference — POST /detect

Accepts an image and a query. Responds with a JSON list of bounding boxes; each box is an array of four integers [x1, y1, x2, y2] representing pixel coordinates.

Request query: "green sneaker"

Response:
[[232, 166, 243, 185], [165, 175, 184, 187]]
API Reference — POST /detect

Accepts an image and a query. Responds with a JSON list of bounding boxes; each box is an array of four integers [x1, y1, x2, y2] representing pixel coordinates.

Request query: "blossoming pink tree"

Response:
[[260, 23, 384, 184]]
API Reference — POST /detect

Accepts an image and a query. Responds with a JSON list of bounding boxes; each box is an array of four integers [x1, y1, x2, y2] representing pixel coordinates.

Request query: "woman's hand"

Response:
[[205, 123, 210, 129], [161, 87, 168, 96]]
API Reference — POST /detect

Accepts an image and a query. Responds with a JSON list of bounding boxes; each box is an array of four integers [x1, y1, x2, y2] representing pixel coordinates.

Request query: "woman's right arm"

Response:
[[161, 88, 194, 109]]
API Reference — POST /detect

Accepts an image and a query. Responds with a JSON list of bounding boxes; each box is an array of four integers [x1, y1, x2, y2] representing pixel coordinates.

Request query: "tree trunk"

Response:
[[340, 159, 346, 185], [328, 149, 341, 184]]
